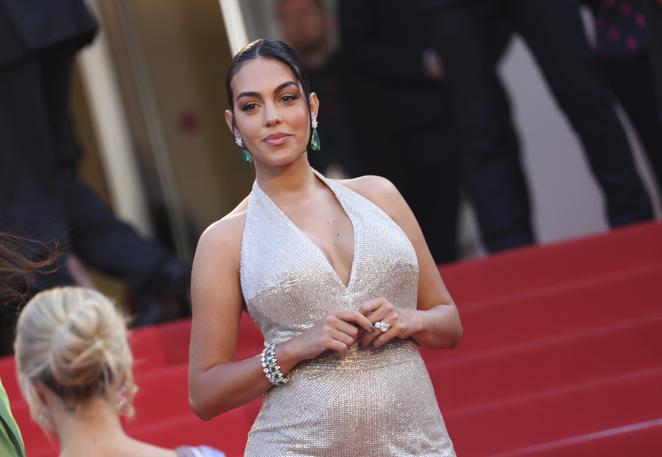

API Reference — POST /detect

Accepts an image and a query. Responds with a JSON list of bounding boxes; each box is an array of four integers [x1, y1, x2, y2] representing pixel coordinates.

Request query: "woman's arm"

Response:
[[188, 215, 280, 419], [345, 176, 463, 351]]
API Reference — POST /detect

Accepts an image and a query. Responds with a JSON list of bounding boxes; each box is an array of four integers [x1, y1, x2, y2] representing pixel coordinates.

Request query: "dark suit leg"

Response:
[[507, 0, 653, 226], [427, 6, 535, 252], [601, 54, 662, 193]]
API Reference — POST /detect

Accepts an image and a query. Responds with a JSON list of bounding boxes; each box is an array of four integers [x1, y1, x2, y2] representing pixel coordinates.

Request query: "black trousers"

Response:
[[426, 0, 653, 252], [348, 83, 460, 264], [601, 53, 662, 193]]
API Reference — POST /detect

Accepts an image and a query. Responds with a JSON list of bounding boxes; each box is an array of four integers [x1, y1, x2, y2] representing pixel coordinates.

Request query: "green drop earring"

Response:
[[235, 136, 253, 165], [311, 119, 321, 152]]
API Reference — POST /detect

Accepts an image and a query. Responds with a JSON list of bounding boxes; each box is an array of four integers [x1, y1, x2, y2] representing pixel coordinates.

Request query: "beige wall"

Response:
[[98, 0, 254, 257], [69, 0, 256, 300]]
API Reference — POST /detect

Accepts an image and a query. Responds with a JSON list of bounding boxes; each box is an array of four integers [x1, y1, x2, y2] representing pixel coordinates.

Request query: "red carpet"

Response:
[[2, 221, 661, 456]]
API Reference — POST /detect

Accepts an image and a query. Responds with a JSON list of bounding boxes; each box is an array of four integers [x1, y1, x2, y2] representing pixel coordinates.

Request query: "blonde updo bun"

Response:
[[15, 287, 137, 419]]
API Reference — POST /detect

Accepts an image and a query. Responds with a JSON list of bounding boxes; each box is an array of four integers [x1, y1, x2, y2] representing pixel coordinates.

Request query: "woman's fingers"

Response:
[[358, 297, 387, 316], [330, 328, 355, 348], [321, 303, 409, 352], [335, 310, 374, 333], [327, 339, 350, 354]]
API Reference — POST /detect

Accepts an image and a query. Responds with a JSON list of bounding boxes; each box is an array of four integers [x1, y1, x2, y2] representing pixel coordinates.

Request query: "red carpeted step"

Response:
[[448, 265, 662, 352], [426, 312, 662, 410], [128, 326, 168, 371], [440, 222, 662, 304], [490, 417, 662, 457], [443, 366, 662, 456]]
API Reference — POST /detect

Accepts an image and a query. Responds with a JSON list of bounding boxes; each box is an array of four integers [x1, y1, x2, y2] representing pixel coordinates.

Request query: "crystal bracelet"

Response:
[[260, 342, 290, 386]]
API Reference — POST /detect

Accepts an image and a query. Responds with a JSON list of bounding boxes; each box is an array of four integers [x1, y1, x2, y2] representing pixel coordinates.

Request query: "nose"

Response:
[[263, 101, 282, 127]]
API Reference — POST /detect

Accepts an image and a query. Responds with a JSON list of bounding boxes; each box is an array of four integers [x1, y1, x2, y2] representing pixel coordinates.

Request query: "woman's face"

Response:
[[225, 57, 318, 168]]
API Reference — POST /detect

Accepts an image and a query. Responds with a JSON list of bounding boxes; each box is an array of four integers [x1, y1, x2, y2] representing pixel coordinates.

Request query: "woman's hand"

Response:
[[281, 310, 374, 363], [359, 297, 423, 349]]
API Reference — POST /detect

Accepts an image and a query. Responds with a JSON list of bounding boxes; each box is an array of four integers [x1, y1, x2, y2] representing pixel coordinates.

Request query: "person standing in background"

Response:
[[338, 0, 462, 263], [0, 0, 190, 345], [642, 0, 662, 121], [422, 0, 654, 253], [583, 0, 662, 194]]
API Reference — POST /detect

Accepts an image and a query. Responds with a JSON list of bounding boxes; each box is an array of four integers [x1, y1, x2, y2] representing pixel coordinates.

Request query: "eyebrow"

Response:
[[236, 81, 299, 101]]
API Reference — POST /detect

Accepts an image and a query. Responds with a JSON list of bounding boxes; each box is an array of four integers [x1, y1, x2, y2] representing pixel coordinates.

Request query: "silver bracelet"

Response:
[[260, 342, 289, 386]]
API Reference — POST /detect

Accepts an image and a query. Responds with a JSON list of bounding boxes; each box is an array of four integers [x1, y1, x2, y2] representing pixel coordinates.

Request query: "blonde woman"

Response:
[[14, 287, 223, 457]]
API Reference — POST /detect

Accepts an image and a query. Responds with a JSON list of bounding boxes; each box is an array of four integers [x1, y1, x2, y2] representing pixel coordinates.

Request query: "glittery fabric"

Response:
[[240, 171, 456, 456]]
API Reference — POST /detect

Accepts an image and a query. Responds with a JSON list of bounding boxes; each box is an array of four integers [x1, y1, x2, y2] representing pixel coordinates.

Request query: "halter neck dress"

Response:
[[240, 171, 455, 456]]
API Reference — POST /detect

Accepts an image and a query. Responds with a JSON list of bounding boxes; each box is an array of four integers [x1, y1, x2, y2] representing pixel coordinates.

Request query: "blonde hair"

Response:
[[14, 287, 137, 421]]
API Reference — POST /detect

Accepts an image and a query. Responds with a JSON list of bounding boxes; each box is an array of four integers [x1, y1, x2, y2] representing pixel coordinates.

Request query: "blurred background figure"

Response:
[[0, 0, 190, 353], [582, 0, 662, 195], [276, 0, 360, 178], [421, 0, 654, 253], [14, 286, 224, 457], [642, 0, 662, 121], [337, 0, 461, 263]]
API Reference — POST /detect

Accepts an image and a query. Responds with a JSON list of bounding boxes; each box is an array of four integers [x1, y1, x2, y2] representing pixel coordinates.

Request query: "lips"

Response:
[[263, 133, 292, 146]]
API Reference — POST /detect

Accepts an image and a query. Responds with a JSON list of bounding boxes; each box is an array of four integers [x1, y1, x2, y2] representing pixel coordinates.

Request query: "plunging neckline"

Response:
[[254, 171, 358, 290]]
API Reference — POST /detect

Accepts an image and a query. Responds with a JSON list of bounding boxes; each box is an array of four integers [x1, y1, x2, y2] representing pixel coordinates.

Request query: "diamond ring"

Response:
[[373, 321, 391, 333]]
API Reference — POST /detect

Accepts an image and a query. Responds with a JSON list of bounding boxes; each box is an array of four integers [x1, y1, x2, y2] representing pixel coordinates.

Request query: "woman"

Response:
[[14, 287, 224, 457], [582, 0, 662, 191], [188, 39, 462, 456]]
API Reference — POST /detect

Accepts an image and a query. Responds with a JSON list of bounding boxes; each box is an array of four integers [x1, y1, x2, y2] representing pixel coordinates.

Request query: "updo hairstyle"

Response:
[[14, 287, 137, 421]]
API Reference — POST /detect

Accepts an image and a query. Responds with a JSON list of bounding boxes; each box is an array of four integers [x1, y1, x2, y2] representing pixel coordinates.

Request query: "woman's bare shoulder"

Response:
[[337, 175, 402, 215], [196, 195, 250, 257]]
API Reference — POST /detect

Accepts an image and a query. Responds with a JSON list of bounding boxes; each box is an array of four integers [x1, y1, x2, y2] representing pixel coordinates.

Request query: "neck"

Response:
[[52, 397, 128, 456], [255, 156, 318, 202]]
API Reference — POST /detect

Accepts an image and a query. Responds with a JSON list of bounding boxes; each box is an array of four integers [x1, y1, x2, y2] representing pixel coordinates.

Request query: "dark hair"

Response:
[[0, 232, 59, 306], [225, 39, 311, 111]]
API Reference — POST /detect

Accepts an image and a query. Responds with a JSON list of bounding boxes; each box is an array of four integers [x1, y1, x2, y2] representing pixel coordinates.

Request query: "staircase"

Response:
[[2, 222, 661, 456]]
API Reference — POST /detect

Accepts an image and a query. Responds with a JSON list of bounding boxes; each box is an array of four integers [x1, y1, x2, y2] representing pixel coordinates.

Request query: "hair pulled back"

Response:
[[14, 287, 137, 420], [225, 38, 311, 111]]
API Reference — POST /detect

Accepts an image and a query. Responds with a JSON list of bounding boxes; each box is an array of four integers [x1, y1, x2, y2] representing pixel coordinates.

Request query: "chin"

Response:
[[257, 145, 307, 167]]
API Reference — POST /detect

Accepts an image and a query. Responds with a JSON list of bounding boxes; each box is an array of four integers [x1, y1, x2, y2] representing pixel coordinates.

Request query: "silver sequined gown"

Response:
[[240, 171, 456, 456]]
